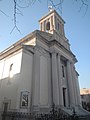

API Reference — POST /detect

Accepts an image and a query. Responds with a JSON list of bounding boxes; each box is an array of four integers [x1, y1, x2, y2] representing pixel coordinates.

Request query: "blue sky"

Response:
[[0, 0, 90, 88]]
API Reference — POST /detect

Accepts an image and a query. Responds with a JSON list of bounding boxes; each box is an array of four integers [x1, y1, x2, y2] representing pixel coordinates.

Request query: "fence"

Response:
[[1, 105, 90, 120], [2, 111, 77, 120]]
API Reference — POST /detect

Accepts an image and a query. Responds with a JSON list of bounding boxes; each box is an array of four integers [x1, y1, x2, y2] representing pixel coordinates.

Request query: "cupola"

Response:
[[39, 10, 65, 37]]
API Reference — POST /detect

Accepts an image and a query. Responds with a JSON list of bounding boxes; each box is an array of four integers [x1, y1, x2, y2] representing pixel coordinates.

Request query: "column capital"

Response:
[[67, 60, 73, 65], [57, 52, 61, 56], [49, 46, 58, 54], [67, 59, 76, 65]]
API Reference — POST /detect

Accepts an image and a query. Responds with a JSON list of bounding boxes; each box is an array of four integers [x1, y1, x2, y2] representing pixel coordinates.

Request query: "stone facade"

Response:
[[0, 10, 84, 115]]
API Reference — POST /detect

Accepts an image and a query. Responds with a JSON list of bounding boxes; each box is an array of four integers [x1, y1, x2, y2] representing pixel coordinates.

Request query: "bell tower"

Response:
[[39, 9, 65, 37]]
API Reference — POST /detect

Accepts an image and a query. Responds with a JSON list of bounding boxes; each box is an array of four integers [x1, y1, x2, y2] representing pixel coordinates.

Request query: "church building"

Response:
[[0, 10, 87, 115]]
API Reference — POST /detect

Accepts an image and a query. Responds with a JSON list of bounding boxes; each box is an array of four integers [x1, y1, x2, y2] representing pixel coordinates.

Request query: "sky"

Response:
[[0, 0, 90, 89]]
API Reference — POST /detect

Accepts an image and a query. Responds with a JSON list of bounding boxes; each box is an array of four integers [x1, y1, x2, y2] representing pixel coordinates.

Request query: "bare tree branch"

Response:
[[79, 0, 88, 16], [0, 0, 89, 34], [16, 0, 31, 8], [47, 0, 64, 14], [74, 0, 88, 16], [50, 0, 64, 7], [10, 0, 21, 34], [0, 9, 9, 17], [11, 0, 40, 34]]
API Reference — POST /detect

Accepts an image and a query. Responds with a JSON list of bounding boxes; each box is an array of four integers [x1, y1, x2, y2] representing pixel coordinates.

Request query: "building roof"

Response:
[[80, 88, 90, 95], [39, 9, 65, 24], [0, 29, 77, 62]]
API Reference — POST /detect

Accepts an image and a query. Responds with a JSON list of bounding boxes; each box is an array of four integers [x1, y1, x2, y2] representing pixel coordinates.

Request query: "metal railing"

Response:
[[1, 105, 90, 120]]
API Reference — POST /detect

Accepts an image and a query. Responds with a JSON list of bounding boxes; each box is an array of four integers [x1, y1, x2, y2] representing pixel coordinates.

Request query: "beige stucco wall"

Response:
[[0, 49, 34, 111], [0, 50, 22, 110], [0, 51, 22, 80], [40, 55, 51, 106], [16, 49, 33, 110]]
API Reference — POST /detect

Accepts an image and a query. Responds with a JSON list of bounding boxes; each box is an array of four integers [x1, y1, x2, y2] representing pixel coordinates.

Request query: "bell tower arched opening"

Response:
[[39, 10, 65, 36]]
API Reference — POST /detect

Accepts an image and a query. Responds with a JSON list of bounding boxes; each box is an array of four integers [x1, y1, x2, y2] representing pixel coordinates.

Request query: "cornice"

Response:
[[0, 30, 77, 63], [0, 45, 22, 60], [0, 30, 38, 60], [49, 40, 77, 63], [39, 9, 65, 24]]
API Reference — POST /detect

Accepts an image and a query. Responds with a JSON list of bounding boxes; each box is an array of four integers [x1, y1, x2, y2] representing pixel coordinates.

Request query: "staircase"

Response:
[[61, 106, 90, 120]]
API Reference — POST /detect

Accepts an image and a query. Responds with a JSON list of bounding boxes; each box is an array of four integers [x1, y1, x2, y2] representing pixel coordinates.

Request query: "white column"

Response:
[[67, 60, 75, 107], [70, 63, 77, 105], [32, 50, 40, 110], [41, 22, 44, 31], [57, 54, 63, 106], [51, 52, 59, 106], [53, 15, 56, 30], [74, 68, 81, 106], [71, 63, 81, 106], [75, 75, 81, 106]]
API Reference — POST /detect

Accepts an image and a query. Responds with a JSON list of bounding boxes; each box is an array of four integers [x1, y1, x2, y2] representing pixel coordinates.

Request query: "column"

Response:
[[42, 22, 44, 31], [70, 63, 77, 105], [71, 63, 81, 106], [75, 74, 81, 106], [66, 60, 75, 107], [31, 50, 40, 111], [73, 66, 81, 106], [51, 52, 59, 106], [53, 15, 56, 30], [57, 54, 63, 106]]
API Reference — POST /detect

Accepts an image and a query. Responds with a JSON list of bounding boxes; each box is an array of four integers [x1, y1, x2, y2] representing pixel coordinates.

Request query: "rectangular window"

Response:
[[3, 103, 8, 112], [20, 91, 29, 108], [62, 65, 65, 78], [63, 88, 66, 107], [3, 100, 11, 112]]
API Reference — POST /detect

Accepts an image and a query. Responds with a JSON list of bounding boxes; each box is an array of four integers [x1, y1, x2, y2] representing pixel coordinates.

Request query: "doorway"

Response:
[[63, 88, 66, 107], [3, 102, 8, 112]]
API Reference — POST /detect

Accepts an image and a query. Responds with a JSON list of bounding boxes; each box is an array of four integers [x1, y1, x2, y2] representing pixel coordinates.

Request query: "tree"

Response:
[[0, 0, 89, 33]]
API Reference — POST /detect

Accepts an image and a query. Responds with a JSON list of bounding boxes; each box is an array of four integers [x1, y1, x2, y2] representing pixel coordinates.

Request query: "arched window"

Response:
[[46, 22, 50, 31], [10, 63, 13, 71], [9, 63, 13, 78]]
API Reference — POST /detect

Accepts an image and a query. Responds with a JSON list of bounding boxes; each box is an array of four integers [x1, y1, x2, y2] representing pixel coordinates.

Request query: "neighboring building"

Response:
[[0, 10, 89, 116], [80, 88, 90, 111]]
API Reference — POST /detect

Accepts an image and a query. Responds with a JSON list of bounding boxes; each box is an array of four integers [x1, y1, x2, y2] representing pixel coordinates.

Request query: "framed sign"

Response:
[[20, 91, 29, 108]]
